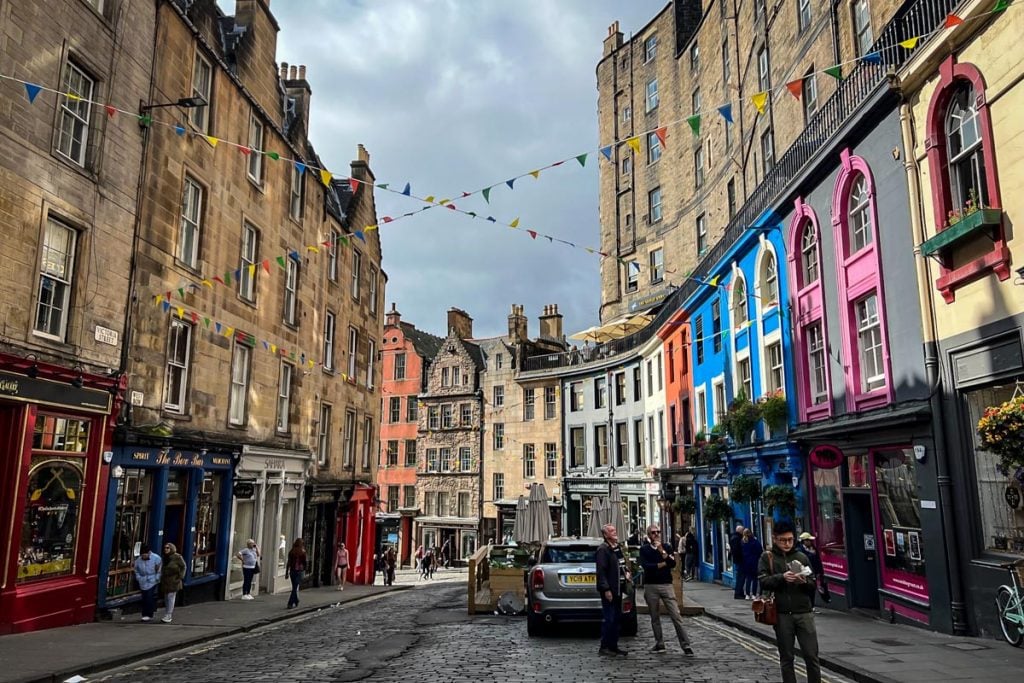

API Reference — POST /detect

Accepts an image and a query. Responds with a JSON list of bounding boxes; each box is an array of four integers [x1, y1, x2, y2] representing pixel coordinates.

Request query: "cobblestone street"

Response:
[[93, 581, 851, 683]]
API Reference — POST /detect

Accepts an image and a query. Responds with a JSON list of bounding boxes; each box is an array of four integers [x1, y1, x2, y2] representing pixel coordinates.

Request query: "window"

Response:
[[760, 251, 779, 308], [424, 491, 436, 516], [228, 343, 251, 425], [386, 441, 399, 467], [290, 164, 304, 220], [542, 443, 556, 478], [457, 492, 471, 518], [56, 61, 94, 166], [570, 427, 585, 468], [405, 440, 417, 467], [247, 112, 264, 182], [190, 472, 221, 577], [855, 294, 885, 392], [691, 87, 701, 114], [694, 147, 705, 189], [442, 367, 450, 387], [798, 0, 812, 31], [453, 366, 462, 386], [441, 404, 454, 429], [327, 229, 340, 282], [407, 398, 419, 423], [733, 278, 749, 328], [495, 353, 504, 370], [755, 0, 766, 18], [649, 248, 664, 283], [622, 105, 632, 123], [633, 367, 642, 400], [594, 424, 608, 468], [570, 382, 583, 411], [440, 448, 451, 472], [615, 372, 626, 406], [646, 360, 654, 398], [803, 70, 818, 122], [437, 491, 449, 516], [757, 47, 770, 92], [761, 128, 775, 174], [394, 352, 406, 380], [657, 353, 664, 391], [179, 176, 203, 268], [389, 397, 401, 423], [738, 357, 753, 400], [646, 78, 659, 112], [648, 187, 662, 223], [239, 223, 258, 302], [801, 222, 820, 285], [626, 262, 639, 293], [34, 218, 77, 340], [323, 311, 336, 370], [404, 485, 416, 508], [806, 323, 828, 405], [276, 363, 293, 433], [105, 467, 153, 596], [428, 406, 440, 430], [644, 34, 657, 62], [689, 40, 699, 71], [351, 250, 361, 300], [721, 39, 731, 83], [874, 449, 927, 585], [946, 83, 988, 211], [190, 52, 212, 132], [369, 267, 378, 315], [493, 423, 505, 450], [727, 179, 737, 219], [647, 132, 662, 164], [544, 387, 557, 419], [524, 388, 535, 420], [459, 447, 471, 471], [631, 418, 643, 467], [283, 258, 298, 325], [524, 444, 536, 478], [362, 416, 373, 469], [367, 340, 376, 388], [348, 327, 359, 378], [387, 486, 400, 512], [766, 341, 784, 393], [595, 377, 607, 409], [615, 423, 628, 467], [163, 319, 192, 413], [849, 175, 872, 253], [621, 155, 632, 176], [695, 316, 705, 365], [427, 448, 438, 472], [712, 300, 722, 353], [493, 385, 505, 407], [694, 388, 708, 435], [493, 474, 505, 502], [668, 343, 676, 381], [853, 0, 873, 56], [713, 381, 727, 425], [318, 403, 332, 465], [460, 403, 472, 426], [696, 213, 707, 255]]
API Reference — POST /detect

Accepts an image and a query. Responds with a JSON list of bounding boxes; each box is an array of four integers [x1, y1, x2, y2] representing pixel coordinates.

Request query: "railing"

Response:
[[467, 543, 491, 614], [522, 0, 959, 376]]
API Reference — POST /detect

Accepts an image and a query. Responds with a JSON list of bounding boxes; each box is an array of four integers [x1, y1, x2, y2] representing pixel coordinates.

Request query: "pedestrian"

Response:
[[159, 542, 185, 623], [730, 524, 745, 599], [626, 527, 641, 547], [638, 524, 695, 656], [420, 548, 432, 579], [236, 539, 260, 600], [428, 546, 438, 579], [741, 528, 764, 599], [799, 532, 830, 612], [684, 528, 699, 580], [385, 546, 397, 586], [286, 538, 307, 608], [415, 544, 424, 571], [133, 543, 161, 622], [595, 523, 630, 657], [335, 542, 349, 590], [441, 538, 452, 568], [758, 521, 821, 683]]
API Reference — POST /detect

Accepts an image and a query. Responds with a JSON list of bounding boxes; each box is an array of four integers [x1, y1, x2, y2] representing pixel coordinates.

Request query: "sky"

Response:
[[231, 0, 668, 340]]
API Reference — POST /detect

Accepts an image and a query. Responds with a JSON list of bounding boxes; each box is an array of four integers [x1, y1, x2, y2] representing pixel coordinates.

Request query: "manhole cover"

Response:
[[870, 638, 911, 647], [945, 642, 990, 651]]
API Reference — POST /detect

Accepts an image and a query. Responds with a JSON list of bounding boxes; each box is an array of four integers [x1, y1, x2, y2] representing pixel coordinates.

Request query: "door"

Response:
[[843, 491, 879, 609], [163, 470, 188, 553]]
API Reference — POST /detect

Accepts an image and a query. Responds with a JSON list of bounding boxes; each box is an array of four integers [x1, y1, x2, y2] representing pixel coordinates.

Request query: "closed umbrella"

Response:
[[533, 484, 554, 542], [607, 484, 628, 544], [586, 496, 606, 538], [512, 495, 529, 544]]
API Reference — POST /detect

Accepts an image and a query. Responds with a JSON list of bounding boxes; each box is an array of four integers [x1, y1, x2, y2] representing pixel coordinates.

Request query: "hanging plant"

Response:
[[763, 484, 797, 517], [685, 432, 728, 467], [759, 390, 788, 430], [977, 395, 1024, 476], [703, 494, 733, 522], [673, 495, 697, 515], [721, 393, 762, 444], [730, 475, 761, 503]]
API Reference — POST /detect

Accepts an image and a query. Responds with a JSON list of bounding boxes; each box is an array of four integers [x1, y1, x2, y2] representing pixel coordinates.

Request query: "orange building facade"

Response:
[[658, 311, 694, 537]]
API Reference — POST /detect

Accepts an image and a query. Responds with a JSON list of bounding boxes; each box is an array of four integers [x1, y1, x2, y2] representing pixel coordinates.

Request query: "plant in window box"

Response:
[[758, 390, 788, 432], [762, 484, 797, 517], [977, 395, 1024, 477], [702, 494, 733, 522], [729, 475, 761, 503], [721, 393, 762, 444], [673, 494, 697, 515]]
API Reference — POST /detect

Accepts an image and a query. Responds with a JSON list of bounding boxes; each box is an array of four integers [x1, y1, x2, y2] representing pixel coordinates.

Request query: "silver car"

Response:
[[525, 537, 637, 637]]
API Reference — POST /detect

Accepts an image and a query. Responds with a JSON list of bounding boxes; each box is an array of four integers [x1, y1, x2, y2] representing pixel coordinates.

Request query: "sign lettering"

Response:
[[0, 379, 19, 395]]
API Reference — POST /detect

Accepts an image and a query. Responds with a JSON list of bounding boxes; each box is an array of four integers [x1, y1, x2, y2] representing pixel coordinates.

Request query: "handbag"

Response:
[[752, 552, 778, 626], [252, 561, 261, 575]]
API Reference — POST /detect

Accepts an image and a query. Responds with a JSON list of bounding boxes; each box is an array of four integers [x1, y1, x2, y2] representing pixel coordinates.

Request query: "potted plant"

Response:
[[759, 390, 788, 432], [729, 475, 761, 503], [685, 431, 727, 467], [722, 393, 761, 444], [763, 484, 797, 517], [977, 394, 1024, 476], [703, 494, 733, 522], [673, 495, 697, 515]]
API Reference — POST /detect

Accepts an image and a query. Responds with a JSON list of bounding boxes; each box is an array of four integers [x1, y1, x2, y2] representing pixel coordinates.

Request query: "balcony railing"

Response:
[[522, 0, 958, 376]]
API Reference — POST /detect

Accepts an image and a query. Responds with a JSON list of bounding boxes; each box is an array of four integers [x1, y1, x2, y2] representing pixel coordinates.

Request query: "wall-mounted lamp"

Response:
[[25, 354, 39, 378], [71, 364, 84, 388], [200, 448, 208, 457], [112, 465, 124, 479], [140, 95, 207, 113]]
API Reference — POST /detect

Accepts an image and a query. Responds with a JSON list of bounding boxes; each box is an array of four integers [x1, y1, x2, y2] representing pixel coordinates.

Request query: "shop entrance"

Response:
[[843, 491, 879, 610]]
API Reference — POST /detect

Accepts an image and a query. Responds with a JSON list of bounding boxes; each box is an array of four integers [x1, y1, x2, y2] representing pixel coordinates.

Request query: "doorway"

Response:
[[843, 491, 879, 610], [162, 470, 187, 552]]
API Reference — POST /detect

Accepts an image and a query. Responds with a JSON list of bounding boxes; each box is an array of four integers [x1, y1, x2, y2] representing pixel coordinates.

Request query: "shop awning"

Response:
[[593, 312, 654, 341]]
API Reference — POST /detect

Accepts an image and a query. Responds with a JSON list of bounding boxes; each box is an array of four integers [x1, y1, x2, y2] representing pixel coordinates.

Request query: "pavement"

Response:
[[681, 578, 1024, 682], [0, 567, 461, 683]]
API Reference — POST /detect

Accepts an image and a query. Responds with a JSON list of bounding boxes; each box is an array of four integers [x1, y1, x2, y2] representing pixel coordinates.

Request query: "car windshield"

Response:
[[542, 546, 598, 563]]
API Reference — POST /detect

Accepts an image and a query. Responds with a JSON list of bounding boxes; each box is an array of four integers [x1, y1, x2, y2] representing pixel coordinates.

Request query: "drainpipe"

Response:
[[829, 1, 842, 67], [898, 94, 968, 635]]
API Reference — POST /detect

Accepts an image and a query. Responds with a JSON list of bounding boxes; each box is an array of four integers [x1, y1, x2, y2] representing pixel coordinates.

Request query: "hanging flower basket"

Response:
[[703, 494, 733, 522], [673, 495, 697, 515], [977, 395, 1024, 476], [730, 475, 761, 503], [763, 484, 797, 517], [759, 390, 788, 430], [722, 393, 761, 444]]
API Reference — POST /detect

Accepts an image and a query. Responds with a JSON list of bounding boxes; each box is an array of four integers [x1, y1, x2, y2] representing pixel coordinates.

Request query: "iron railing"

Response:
[[522, 0, 960, 375]]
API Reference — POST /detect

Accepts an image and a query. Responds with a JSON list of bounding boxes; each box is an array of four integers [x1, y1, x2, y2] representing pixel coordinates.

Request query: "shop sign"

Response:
[[119, 446, 233, 469], [0, 370, 111, 414], [233, 481, 256, 499], [628, 286, 672, 313], [809, 445, 843, 469]]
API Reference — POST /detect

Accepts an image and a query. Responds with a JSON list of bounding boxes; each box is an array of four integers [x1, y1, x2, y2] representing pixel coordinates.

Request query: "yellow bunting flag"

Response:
[[626, 137, 641, 154], [365, 225, 379, 231], [307, 245, 320, 253], [205, 136, 219, 147], [224, 326, 234, 337], [308, 359, 315, 369], [708, 275, 720, 287], [155, 294, 164, 304], [439, 198, 450, 205], [899, 37, 919, 49], [200, 279, 213, 288], [319, 169, 332, 186], [270, 344, 277, 354], [425, 195, 435, 203], [510, 217, 520, 228], [176, 306, 185, 318], [247, 264, 256, 278], [751, 92, 769, 115], [66, 93, 80, 101], [529, 170, 540, 179]]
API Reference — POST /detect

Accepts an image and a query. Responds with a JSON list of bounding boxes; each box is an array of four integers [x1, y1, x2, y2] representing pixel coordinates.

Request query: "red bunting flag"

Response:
[[213, 275, 225, 285], [527, 230, 537, 239], [945, 14, 963, 28], [262, 259, 271, 274], [239, 147, 251, 156], [654, 126, 668, 148], [190, 311, 199, 324], [105, 105, 116, 118], [786, 79, 803, 99], [350, 179, 360, 193], [382, 216, 393, 223]]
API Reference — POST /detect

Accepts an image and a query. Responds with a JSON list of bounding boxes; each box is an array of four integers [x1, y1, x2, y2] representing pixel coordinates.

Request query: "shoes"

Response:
[[614, 648, 629, 657], [161, 615, 172, 623], [650, 643, 667, 653], [812, 608, 821, 614], [599, 647, 616, 657], [141, 616, 151, 622], [241, 594, 254, 600], [683, 647, 695, 658]]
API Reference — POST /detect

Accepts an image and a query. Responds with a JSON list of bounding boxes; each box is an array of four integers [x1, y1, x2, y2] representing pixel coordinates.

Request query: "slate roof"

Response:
[[401, 322, 444, 361]]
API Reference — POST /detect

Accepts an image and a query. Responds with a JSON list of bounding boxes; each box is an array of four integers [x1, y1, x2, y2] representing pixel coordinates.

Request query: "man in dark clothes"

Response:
[[730, 524, 745, 599], [595, 523, 630, 657], [638, 524, 694, 656]]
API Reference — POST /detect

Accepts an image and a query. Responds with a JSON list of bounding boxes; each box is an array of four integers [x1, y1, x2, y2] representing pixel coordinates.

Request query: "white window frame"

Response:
[[228, 343, 251, 426], [289, 164, 304, 220], [694, 147, 705, 188], [644, 34, 657, 63], [343, 410, 356, 467], [494, 423, 505, 450], [190, 51, 212, 133], [648, 187, 662, 223], [802, 222, 820, 285], [622, 105, 632, 123], [737, 353, 753, 401], [524, 444, 536, 479], [649, 248, 664, 283], [545, 443, 557, 478], [694, 387, 708, 435], [394, 352, 406, 380], [348, 326, 359, 378], [494, 385, 505, 407], [759, 248, 779, 310], [239, 223, 258, 302], [328, 229, 340, 282], [807, 322, 829, 405], [317, 403, 332, 465], [367, 339, 376, 388], [276, 362, 293, 434], [849, 175, 873, 252], [646, 78, 659, 112], [647, 132, 662, 164], [362, 416, 373, 469], [459, 447, 471, 471], [856, 293, 885, 392], [803, 70, 818, 121], [690, 40, 699, 71], [56, 61, 94, 167], [163, 318, 192, 413], [33, 218, 77, 341], [179, 176, 203, 268], [697, 213, 707, 255], [757, 47, 770, 92], [544, 386, 556, 420], [283, 257, 298, 325], [853, 0, 873, 56], [369, 267, 378, 315], [351, 250, 361, 300], [798, 0, 812, 31], [732, 275, 749, 328], [626, 261, 639, 293], [247, 112, 264, 183], [712, 376, 727, 427], [761, 128, 775, 174], [323, 310, 336, 371]]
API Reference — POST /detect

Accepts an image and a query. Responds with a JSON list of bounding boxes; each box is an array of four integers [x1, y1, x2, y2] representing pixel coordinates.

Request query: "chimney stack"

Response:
[[281, 61, 312, 139], [538, 304, 563, 341], [603, 20, 623, 57], [447, 308, 473, 340], [507, 304, 528, 343], [385, 303, 401, 329]]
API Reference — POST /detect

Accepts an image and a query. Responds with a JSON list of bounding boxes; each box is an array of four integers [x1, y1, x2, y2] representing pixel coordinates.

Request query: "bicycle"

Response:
[[995, 558, 1024, 646]]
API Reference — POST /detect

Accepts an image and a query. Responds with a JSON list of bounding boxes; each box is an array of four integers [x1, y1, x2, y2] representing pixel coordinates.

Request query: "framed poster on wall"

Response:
[[883, 529, 896, 557]]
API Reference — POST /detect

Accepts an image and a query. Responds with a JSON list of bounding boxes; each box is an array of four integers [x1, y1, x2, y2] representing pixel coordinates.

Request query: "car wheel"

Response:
[[621, 612, 638, 637], [527, 614, 546, 637]]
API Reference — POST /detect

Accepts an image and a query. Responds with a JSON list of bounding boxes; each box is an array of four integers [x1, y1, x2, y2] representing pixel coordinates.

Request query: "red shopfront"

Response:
[[336, 483, 377, 585], [0, 360, 122, 634]]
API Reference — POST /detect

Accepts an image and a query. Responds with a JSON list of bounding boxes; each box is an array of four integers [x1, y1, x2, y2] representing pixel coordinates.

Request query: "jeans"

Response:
[[733, 564, 746, 598], [773, 612, 821, 683], [743, 573, 759, 597], [643, 583, 691, 648], [599, 594, 621, 651], [140, 586, 157, 618], [288, 570, 303, 607], [242, 567, 256, 595]]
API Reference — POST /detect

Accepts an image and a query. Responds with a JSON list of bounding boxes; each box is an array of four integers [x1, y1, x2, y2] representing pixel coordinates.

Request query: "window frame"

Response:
[[189, 51, 212, 133], [697, 212, 707, 255], [348, 326, 359, 378], [644, 34, 657, 63], [33, 218, 78, 341], [798, 0, 812, 32], [283, 257, 298, 326], [323, 310, 336, 371], [648, 187, 663, 224], [647, 131, 662, 165], [803, 70, 818, 122], [317, 403, 332, 466], [56, 60, 94, 167], [523, 443, 536, 479], [649, 247, 664, 284], [351, 250, 361, 301], [179, 176, 203, 269], [367, 339, 376, 388], [646, 78, 659, 112], [852, 0, 873, 57], [276, 362, 293, 434], [228, 341, 251, 426], [238, 223, 258, 303], [289, 164, 304, 221], [759, 248, 779, 310], [163, 318, 193, 414], [694, 147, 705, 189], [757, 46, 770, 92], [247, 112, 264, 183]]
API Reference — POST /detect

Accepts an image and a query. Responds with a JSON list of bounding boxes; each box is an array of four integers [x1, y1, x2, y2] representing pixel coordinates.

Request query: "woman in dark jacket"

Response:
[[160, 542, 186, 623], [740, 529, 764, 599], [285, 538, 307, 609]]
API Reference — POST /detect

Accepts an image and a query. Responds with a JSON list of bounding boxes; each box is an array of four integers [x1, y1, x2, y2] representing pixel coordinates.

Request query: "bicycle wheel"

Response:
[[996, 586, 1024, 647]]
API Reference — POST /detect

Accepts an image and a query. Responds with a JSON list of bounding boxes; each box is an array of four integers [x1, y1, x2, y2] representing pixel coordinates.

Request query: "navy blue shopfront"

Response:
[[97, 446, 234, 611]]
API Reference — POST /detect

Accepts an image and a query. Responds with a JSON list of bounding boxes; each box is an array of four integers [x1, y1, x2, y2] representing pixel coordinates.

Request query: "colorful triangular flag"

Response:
[[945, 14, 963, 28], [824, 65, 843, 80], [686, 115, 700, 136], [354, 230, 366, 242], [24, 83, 42, 103], [482, 187, 491, 203], [174, 124, 186, 136], [626, 137, 641, 154], [506, 178, 515, 190], [350, 178, 360, 193], [576, 153, 588, 167], [401, 182, 411, 196], [529, 170, 540, 179], [266, 151, 279, 160], [654, 126, 668, 148], [717, 103, 733, 124], [294, 161, 306, 175], [786, 79, 803, 99], [105, 105, 116, 118], [600, 145, 613, 161], [994, 0, 1009, 12], [239, 146, 251, 156], [860, 52, 882, 65], [319, 168, 332, 186], [751, 92, 769, 115], [899, 37, 920, 49], [205, 135, 218, 147], [527, 230, 537, 239], [424, 195, 435, 203], [510, 218, 520, 228]]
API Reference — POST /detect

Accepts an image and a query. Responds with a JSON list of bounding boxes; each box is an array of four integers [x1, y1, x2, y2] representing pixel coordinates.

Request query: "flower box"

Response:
[[920, 208, 1003, 258]]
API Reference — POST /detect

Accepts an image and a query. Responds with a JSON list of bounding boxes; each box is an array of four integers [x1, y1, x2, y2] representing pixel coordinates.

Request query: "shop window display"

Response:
[[191, 473, 222, 577], [812, 466, 846, 574], [874, 448, 926, 581], [106, 468, 153, 596]]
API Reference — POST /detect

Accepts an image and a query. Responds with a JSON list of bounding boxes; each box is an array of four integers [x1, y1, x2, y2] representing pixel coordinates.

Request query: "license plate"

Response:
[[565, 574, 595, 584]]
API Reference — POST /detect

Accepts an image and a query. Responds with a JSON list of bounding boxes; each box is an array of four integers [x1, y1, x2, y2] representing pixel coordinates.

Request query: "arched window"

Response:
[[848, 175, 872, 253], [732, 277, 748, 327], [760, 251, 778, 309], [945, 83, 988, 211], [801, 222, 819, 286]]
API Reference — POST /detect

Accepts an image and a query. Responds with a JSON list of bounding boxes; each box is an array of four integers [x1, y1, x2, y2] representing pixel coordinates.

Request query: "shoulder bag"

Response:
[[751, 551, 777, 626]]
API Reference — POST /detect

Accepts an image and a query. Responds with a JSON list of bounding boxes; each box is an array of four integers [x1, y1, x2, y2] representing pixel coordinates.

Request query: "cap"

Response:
[[798, 532, 815, 541]]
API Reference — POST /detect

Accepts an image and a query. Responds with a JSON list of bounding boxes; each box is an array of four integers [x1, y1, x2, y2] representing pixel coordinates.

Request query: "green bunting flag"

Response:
[[266, 151, 280, 160], [994, 0, 1009, 10], [576, 153, 588, 167], [686, 114, 701, 136], [276, 255, 286, 269], [824, 65, 843, 80], [482, 187, 491, 203]]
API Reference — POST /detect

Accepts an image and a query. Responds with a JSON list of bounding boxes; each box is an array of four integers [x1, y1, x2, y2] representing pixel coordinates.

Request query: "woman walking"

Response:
[[160, 542, 186, 623], [335, 542, 349, 590], [133, 543, 161, 621], [286, 538, 307, 608], [741, 528, 764, 599], [236, 539, 260, 600]]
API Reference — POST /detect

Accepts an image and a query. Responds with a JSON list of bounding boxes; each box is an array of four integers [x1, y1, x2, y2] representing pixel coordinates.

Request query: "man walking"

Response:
[[595, 523, 629, 657], [638, 524, 695, 656], [759, 521, 821, 683], [730, 524, 745, 599], [684, 527, 699, 580]]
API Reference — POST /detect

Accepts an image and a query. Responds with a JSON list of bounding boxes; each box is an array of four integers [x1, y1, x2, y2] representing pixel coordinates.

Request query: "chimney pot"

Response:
[[289, 65, 297, 80], [280, 62, 289, 79], [298, 65, 306, 80]]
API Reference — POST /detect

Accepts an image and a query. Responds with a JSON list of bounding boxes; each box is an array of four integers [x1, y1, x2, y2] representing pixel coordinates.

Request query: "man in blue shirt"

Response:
[[133, 543, 161, 622], [639, 524, 695, 655]]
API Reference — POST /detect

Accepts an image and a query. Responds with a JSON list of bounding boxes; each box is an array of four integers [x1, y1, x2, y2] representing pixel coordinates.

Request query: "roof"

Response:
[[462, 339, 485, 370], [401, 322, 444, 361]]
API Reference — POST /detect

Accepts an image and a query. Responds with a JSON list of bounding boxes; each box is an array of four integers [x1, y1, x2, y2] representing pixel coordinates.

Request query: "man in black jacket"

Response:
[[758, 521, 821, 683], [595, 524, 629, 657], [638, 524, 694, 655], [730, 524, 745, 599]]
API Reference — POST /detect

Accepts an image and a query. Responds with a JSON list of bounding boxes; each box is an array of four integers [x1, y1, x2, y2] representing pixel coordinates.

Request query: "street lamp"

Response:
[[140, 95, 208, 113]]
